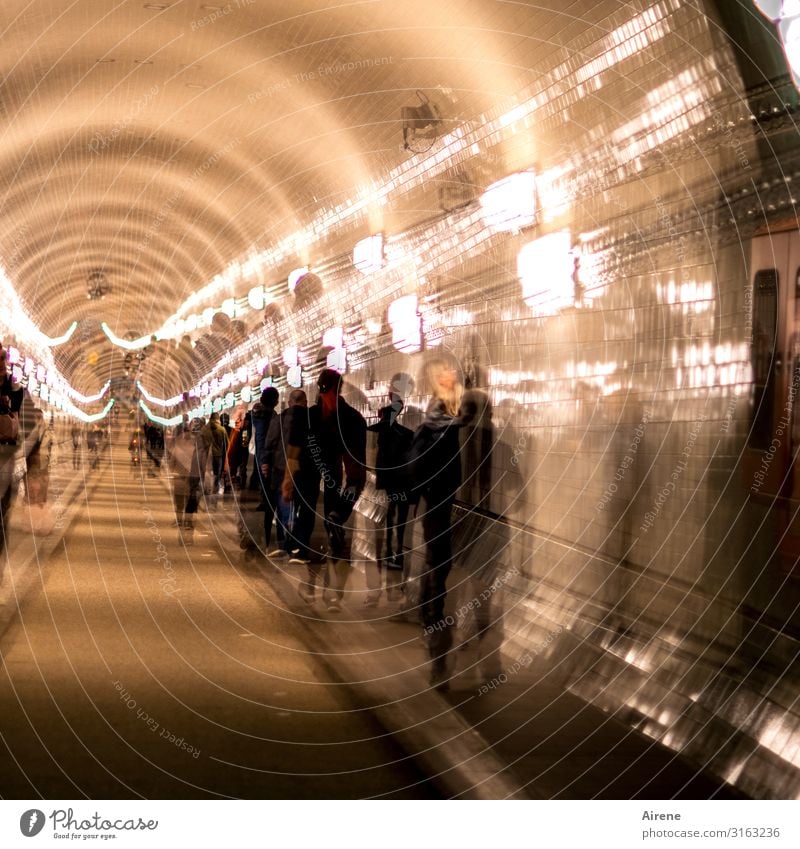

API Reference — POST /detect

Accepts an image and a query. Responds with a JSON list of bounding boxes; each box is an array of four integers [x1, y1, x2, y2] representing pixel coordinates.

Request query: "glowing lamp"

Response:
[[287, 366, 302, 388], [480, 171, 536, 232], [248, 285, 265, 310], [353, 234, 384, 273], [387, 294, 421, 353], [288, 267, 309, 292], [323, 327, 344, 349], [327, 348, 347, 372], [517, 230, 575, 317], [283, 346, 298, 367], [260, 377, 273, 391], [241, 386, 252, 403]]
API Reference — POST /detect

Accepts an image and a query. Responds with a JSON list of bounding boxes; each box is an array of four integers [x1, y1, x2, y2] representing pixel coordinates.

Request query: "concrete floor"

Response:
[[0, 439, 438, 799]]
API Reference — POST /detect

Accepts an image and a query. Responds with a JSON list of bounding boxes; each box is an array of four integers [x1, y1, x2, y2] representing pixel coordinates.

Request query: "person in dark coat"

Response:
[[289, 369, 366, 612], [264, 389, 308, 558], [411, 357, 463, 691], [367, 373, 414, 602], [250, 387, 280, 546]]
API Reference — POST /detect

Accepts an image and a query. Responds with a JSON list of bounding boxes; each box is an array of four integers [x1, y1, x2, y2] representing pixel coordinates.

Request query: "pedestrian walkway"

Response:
[[201, 489, 743, 800], [0, 436, 438, 799], [0, 433, 743, 799]]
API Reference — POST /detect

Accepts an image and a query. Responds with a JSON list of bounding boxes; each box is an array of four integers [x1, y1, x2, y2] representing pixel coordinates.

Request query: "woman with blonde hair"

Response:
[[411, 355, 463, 691]]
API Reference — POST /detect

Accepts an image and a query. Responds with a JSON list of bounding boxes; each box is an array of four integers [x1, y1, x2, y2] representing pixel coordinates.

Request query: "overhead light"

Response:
[[322, 327, 343, 349], [480, 171, 536, 233], [143, 3, 170, 9], [387, 294, 421, 353], [283, 346, 298, 367], [287, 366, 302, 388], [288, 267, 309, 292], [247, 285, 265, 310], [327, 349, 347, 371], [185, 82, 206, 90], [518, 230, 575, 317], [353, 234, 384, 273]]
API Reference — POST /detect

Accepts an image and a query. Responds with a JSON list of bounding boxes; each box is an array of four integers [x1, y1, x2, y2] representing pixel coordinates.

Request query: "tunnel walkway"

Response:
[[0, 433, 743, 799], [0, 435, 437, 799]]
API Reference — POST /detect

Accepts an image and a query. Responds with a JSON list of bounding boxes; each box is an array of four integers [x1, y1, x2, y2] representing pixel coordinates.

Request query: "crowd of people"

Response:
[[156, 360, 513, 691], [0, 345, 515, 692]]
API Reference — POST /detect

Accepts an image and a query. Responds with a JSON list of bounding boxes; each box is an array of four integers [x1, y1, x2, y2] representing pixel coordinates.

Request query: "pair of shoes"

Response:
[[184, 519, 194, 531], [268, 549, 289, 558], [288, 557, 310, 565], [364, 594, 380, 609], [297, 586, 315, 605], [326, 598, 342, 613]]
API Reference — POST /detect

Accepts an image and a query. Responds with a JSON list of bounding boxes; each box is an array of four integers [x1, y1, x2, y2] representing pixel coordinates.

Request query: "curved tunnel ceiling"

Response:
[[0, 0, 616, 395]]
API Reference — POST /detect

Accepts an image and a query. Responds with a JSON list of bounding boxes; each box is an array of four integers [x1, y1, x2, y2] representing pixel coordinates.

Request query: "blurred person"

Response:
[[88, 424, 102, 469], [169, 424, 202, 532], [24, 410, 53, 505], [280, 398, 319, 566], [0, 346, 23, 555], [366, 373, 414, 605], [453, 388, 515, 683], [225, 407, 250, 490], [219, 412, 234, 493], [410, 356, 463, 691], [202, 412, 228, 494], [70, 425, 82, 469], [264, 388, 307, 558], [291, 368, 366, 612], [128, 429, 141, 469], [250, 386, 280, 521]]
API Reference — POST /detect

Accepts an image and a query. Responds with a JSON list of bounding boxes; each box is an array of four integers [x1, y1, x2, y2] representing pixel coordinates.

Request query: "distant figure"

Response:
[[0, 346, 24, 555], [291, 369, 366, 612], [87, 425, 100, 469], [71, 425, 82, 470], [128, 430, 141, 471]]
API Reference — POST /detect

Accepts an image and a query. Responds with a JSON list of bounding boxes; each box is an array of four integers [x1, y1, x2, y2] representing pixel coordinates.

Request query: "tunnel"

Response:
[[0, 0, 799, 814]]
